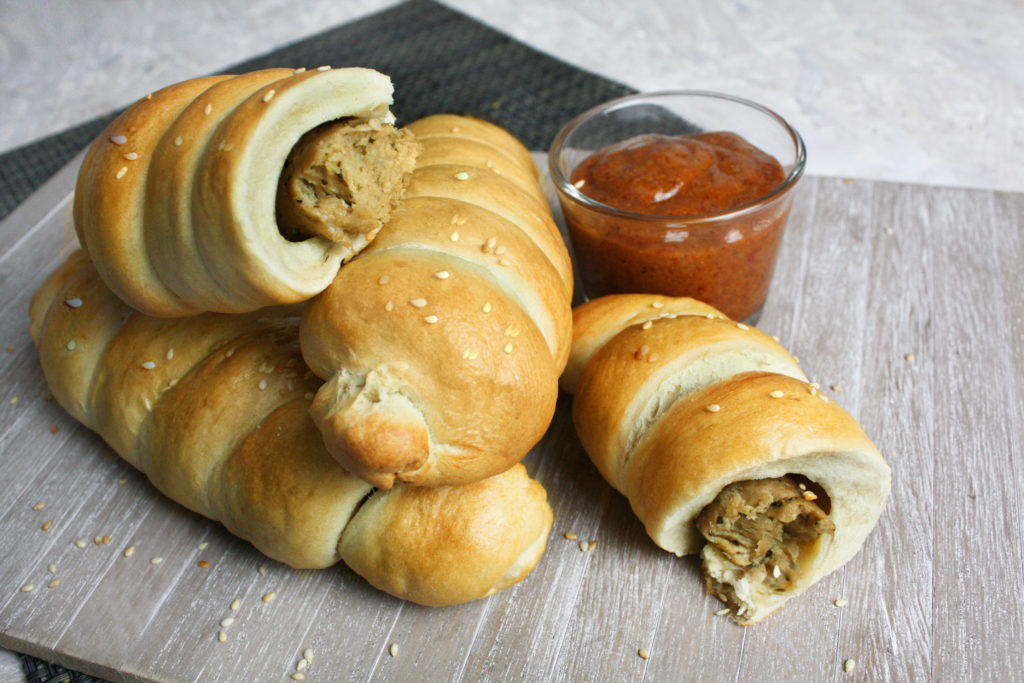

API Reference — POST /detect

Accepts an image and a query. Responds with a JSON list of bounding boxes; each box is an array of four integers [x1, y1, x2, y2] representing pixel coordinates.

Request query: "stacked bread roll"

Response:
[[32, 68, 569, 606], [563, 294, 890, 624]]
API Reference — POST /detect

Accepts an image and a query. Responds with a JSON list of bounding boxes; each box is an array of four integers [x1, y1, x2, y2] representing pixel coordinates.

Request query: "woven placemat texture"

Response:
[[7, 1, 633, 680], [0, 0, 634, 223]]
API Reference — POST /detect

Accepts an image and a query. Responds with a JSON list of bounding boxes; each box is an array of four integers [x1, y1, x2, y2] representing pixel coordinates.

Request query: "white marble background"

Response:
[[0, 0, 1020, 678], [1, 0, 1022, 193]]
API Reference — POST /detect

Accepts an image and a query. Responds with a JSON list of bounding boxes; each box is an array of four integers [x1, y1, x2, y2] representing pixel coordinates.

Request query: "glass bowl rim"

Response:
[[547, 89, 807, 224]]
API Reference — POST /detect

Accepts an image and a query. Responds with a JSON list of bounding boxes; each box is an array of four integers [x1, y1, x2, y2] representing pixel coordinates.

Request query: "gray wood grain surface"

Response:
[[0, 157, 1021, 682]]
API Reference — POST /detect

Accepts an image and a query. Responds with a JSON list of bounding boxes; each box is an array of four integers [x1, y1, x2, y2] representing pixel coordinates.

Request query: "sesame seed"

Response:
[[110, 135, 128, 145], [651, 301, 664, 309], [141, 361, 156, 370], [564, 532, 578, 540], [424, 315, 439, 324], [483, 302, 492, 313], [125, 151, 139, 159], [844, 659, 855, 673], [504, 343, 513, 353], [220, 617, 234, 628], [173, 136, 183, 147], [638, 648, 649, 660], [588, 541, 598, 551], [484, 237, 497, 252], [291, 674, 305, 681], [94, 537, 102, 545], [454, 171, 470, 180], [150, 557, 163, 565], [803, 491, 818, 501], [41, 520, 52, 531], [199, 560, 210, 568], [579, 541, 588, 552], [715, 608, 731, 616], [769, 390, 784, 398], [258, 565, 266, 576], [262, 592, 275, 603], [389, 643, 398, 657], [166, 348, 174, 360], [258, 379, 267, 390], [48, 578, 61, 589], [409, 298, 427, 308], [118, 477, 128, 485], [304, 649, 314, 663], [499, 258, 512, 266], [316, 65, 330, 71], [296, 659, 308, 672], [116, 166, 128, 179], [124, 546, 135, 557], [48, 564, 56, 574], [905, 352, 915, 362], [736, 322, 749, 330], [32, 502, 45, 511], [647, 353, 660, 362], [231, 598, 241, 611], [772, 565, 781, 578], [834, 599, 849, 607], [495, 245, 506, 256], [74, 540, 86, 548], [65, 297, 83, 308], [450, 214, 461, 225], [218, 630, 227, 643], [451, 126, 461, 133], [384, 301, 394, 312], [294, 67, 307, 74], [706, 404, 721, 413], [263, 89, 276, 103], [378, 274, 390, 285], [434, 270, 450, 279], [573, 179, 586, 189], [225, 348, 234, 358], [50, 425, 59, 434], [707, 313, 717, 319], [10, 396, 18, 405], [450, 231, 460, 241], [641, 321, 653, 330], [20, 584, 34, 593]]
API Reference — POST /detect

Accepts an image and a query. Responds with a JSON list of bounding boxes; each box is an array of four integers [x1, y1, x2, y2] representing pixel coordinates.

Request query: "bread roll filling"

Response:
[[276, 118, 419, 245], [697, 477, 834, 623]]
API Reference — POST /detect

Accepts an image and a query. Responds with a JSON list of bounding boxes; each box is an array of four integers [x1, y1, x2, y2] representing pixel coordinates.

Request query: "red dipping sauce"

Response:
[[563, 131, 797, 321]]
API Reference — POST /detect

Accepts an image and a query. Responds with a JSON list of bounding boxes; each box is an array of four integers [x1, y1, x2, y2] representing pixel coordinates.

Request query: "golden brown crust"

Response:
[[30, 253, 554, 601], [73, 67, 398, 316], [561, 294, 727, 393], [301, 116, 572, 489], [339, 463, 553, 606], [567, 294, 891, 623]]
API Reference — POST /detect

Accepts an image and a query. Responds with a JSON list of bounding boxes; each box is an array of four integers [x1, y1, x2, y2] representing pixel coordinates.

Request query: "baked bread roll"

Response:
[[566, 294, 890, 624], [301, 114, 573, 489], [73, 67, 418, 317], [29, 253, 553, 606]]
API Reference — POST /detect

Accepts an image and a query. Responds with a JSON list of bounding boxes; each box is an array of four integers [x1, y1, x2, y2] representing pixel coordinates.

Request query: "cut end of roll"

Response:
[[697, 477, 834, 625], [276, 118, 420, 247]]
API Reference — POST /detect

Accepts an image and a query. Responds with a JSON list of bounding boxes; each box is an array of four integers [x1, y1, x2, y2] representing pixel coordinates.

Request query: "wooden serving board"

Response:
[[0, 153, 1021, 682]]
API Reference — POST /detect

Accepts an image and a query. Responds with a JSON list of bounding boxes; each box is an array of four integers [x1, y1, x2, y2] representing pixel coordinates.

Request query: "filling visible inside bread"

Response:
[[696, 476, 834, 624], [276, 118, 419, 246]]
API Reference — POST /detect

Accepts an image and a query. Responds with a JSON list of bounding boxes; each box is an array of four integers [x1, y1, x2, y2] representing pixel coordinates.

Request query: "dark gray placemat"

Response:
[[0, 0, 635, 223], [7, 1, 635, 680]]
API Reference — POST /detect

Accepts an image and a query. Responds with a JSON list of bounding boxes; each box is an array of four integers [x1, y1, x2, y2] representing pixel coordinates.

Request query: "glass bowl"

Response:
[[549, 90, 806, 323]]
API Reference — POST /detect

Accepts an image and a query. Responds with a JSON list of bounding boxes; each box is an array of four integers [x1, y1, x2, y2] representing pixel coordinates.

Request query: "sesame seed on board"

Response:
[[564, 532, 578, 540], [638, 648, 649, 660], [262, 591, 276, 603], [388, 643, 399, 657], [32, 502, 45, 511], [844, 659, 856, 673]]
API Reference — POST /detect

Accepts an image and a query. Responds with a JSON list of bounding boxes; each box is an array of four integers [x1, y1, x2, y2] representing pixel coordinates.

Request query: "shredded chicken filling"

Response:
[[697, 477, 834, 609], [276, 118, 419, 244]]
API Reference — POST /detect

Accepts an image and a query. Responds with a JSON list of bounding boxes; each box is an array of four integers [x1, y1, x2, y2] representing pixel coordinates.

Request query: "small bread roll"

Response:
[[566, 294, 891, 624]]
